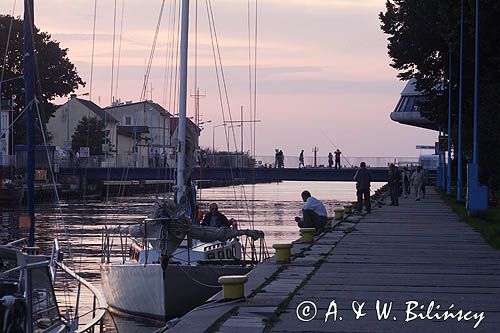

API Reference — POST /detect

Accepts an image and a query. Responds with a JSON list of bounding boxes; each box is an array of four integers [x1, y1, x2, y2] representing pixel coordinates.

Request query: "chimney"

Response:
[[70, 94, 77, 99]]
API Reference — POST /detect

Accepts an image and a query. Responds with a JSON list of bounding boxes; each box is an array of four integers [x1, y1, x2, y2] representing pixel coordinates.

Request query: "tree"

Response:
[[71, 116, 104, 155], [379, 0, 500, 187], [0, 14, 85, 145]]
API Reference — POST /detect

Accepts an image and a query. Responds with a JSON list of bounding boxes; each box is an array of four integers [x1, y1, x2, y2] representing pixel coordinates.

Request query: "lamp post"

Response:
[[212, 123, 226, 153], [457, 0, 464, 202]]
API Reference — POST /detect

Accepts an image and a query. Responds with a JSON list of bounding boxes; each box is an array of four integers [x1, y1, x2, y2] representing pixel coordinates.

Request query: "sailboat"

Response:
[[0, 1, 106, 331], [100, 0, 267, 321]]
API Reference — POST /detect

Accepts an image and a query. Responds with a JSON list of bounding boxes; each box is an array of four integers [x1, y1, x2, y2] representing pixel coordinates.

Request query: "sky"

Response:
[[1, 0, 437, 158]]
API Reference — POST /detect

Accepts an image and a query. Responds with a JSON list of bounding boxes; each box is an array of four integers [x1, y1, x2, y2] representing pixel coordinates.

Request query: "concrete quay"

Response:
[[169, 188, 500, 332]]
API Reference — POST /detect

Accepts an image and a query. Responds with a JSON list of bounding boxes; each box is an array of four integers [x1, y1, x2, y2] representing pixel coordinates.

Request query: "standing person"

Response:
[[334, 149, 342, 169], [328, 152, 333, 168], [75, 151, 81, 168], [299, 150, 305, 168], [411, 166, 425, 201], [388, 163, 400, 206], [274, 149, 279, 168], [354, 162, 372, 213], [402, 166, 411, 198], [278, 150, 284, 168], [154, 150, 160, 167], [294, 190, 327, 232]]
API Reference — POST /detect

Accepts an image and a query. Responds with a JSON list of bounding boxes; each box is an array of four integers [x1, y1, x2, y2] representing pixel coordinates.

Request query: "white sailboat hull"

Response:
[[101, 263, 251, 320]]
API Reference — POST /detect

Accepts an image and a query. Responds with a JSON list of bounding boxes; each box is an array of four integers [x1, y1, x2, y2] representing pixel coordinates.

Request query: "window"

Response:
[[124, 116, 132, 126]]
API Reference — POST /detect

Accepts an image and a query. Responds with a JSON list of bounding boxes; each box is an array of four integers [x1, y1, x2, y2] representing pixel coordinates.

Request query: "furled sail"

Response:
[[117, 198, 264, 257]]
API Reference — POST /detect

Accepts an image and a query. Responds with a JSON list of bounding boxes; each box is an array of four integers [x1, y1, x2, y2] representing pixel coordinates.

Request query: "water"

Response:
[[0, 181, 383, 331]]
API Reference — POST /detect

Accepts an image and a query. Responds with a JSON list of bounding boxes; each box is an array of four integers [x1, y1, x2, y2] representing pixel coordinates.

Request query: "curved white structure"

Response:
[[390, 79, 438, 131]]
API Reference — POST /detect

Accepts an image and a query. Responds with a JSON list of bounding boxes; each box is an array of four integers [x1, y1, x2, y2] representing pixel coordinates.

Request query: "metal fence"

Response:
[[3, 153, 420, 169]]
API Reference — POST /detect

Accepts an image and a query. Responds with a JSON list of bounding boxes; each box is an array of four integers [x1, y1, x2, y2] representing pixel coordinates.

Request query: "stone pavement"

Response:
[[170, 188, 500, 333]]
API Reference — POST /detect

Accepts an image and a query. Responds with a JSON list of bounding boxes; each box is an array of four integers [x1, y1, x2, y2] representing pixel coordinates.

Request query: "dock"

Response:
[[170, 188, 500, 332]]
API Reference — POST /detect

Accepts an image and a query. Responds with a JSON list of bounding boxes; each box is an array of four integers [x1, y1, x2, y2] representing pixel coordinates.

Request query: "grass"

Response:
[[438, 189, 500, 249]]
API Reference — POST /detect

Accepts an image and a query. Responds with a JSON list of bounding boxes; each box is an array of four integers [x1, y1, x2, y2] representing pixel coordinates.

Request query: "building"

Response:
[[390, 79, 439, 131], [48, 97, 200, 167]]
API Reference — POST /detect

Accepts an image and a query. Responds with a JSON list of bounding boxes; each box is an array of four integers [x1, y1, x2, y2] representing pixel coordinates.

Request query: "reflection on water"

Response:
[[0, 181, 382, 331]]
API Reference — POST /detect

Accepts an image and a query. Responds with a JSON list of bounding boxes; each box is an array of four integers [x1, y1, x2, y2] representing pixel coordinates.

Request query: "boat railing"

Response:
[[55, 261, 107, 332]]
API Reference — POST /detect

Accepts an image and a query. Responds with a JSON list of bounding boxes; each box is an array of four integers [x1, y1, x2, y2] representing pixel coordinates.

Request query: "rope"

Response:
[[0, 0, 17, 94], [110, 0, 118, 104], [178, 265, 221, 288], [115, 0, 126, 98], [140, 0, 167, 101]]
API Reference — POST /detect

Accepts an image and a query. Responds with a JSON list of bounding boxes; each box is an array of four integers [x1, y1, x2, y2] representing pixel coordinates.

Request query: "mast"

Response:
[[175, 0, 189, 204], [24, 0, 36, 247]]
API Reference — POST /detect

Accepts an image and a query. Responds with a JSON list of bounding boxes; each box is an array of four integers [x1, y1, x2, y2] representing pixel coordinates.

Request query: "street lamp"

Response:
[[212, 123, 226, 153]]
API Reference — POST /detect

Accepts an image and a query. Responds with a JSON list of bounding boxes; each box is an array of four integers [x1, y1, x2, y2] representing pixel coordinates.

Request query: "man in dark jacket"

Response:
[[201, 203, 233, 228], [354, 162, 373, 213], [388, 163, 400, 206]]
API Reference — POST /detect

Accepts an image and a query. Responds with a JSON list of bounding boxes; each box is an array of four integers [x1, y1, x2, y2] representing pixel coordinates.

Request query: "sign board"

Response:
[[101, 144, 109, 153], [79, 146, 90, 157], [416, 145, 435, 150], [438, 135, 448, 152]]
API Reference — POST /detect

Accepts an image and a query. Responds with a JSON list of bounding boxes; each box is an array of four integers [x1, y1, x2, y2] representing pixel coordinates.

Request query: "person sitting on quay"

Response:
[[201, 202, 235, 228], [294, 190, 327, 232], [354, 162, 373, 214]]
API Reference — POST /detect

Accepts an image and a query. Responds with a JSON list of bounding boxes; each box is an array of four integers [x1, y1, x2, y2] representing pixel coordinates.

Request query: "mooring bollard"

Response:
[[334, 207, 345, 220], [300, 228, 316, 243], [344, 205, 353, 214], [218, 275, 248, 300], [326, 216, 334, 230], [272, 243, 293, 263]]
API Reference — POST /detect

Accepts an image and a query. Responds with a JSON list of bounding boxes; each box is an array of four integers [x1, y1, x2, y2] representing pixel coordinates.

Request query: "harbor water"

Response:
[[0, 180, 383, 331]]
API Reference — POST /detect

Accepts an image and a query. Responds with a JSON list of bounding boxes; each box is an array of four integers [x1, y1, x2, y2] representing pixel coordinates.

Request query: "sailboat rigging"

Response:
[[100, 0, 268, 322], [0, 1, 107, 331]]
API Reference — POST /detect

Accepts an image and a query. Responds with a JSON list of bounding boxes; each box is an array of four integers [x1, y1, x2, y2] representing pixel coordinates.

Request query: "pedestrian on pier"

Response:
[[411, 166, 425, 201], [299, 150, 305, 168], [328, 152, 333, 168], [334, 149, 342, 169], [278, 150, 284, 168], [274, 149, 279, 168], [402, 166, 411, 198], [294, 190, 327, 232], [388, 163, 400, 206], [354, 162, 372, 213]]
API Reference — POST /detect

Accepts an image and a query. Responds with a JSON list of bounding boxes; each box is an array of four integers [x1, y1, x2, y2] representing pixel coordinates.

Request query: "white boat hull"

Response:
[[101, 263, 251, 320]]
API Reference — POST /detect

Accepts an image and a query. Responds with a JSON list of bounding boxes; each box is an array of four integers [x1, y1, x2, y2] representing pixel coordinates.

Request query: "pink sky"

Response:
[[1, 0, 437, 157]]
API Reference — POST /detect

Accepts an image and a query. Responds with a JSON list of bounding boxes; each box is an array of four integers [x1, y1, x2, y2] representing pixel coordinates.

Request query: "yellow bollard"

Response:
[[344, 205, 353, 214], [218, 275, 248, 300], [334, 208, 345, 220], [272, 243, 293, 263], [325, 216, 334, 230], [300, 228, 316, 243]]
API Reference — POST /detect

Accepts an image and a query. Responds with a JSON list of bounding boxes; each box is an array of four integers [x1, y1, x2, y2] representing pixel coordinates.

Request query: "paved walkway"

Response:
[[171, 188, 500, 332]]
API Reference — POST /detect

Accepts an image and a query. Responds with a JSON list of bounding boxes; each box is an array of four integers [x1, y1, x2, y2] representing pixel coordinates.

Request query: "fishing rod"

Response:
[[321, 131, 353, 167]]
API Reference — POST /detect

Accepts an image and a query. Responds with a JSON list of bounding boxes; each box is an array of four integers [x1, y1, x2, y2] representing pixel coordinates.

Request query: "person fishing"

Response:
[[294, 190, 327, 232]]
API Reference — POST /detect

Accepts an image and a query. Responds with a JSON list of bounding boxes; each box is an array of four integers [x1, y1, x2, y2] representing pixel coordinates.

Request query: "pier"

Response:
[[170, 188, 500, 332]]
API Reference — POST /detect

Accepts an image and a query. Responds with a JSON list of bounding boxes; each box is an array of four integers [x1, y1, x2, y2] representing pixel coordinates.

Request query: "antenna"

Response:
[[190, 87, 206, 127]]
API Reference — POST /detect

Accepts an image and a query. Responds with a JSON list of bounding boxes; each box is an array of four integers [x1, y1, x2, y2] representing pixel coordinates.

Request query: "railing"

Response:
[[53, 154, 419, 169], [56, 262, 107, 333], [50, 239, 107, 332]]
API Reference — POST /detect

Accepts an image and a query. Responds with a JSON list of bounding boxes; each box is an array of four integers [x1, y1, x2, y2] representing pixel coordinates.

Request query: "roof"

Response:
[[104, 100, 172, 118], [75, 98, 118, 123], [170, 117, 201, 137], [117, 125, 150, 138]]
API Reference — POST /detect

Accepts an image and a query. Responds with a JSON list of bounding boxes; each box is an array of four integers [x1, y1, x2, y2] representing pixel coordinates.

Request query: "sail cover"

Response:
[[119, 199, 264, 256]]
